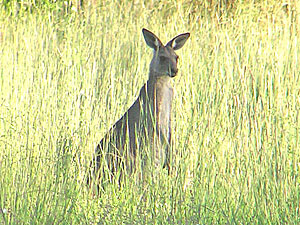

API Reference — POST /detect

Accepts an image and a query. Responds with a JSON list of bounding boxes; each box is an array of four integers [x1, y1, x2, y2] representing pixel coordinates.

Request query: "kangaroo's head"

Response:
[[142, 28, 190, 79]]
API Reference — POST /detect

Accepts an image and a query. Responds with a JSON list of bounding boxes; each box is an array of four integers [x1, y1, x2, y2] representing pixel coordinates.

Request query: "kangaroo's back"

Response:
[[88, 28, 190, 188]]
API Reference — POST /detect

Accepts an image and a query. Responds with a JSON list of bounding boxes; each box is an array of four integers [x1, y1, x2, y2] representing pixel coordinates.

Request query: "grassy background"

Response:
[[1, 0, 300, 223]]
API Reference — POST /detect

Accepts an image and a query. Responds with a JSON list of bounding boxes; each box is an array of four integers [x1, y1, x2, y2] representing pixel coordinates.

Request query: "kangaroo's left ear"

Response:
[[166, 33, 190, 50]]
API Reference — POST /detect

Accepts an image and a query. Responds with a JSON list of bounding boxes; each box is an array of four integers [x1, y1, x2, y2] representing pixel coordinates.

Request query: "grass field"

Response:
[[1, 0, 300, 224]]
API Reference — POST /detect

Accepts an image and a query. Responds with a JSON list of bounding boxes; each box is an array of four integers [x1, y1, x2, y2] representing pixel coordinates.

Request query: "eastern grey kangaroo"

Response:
[[88, 28, 190, 187]]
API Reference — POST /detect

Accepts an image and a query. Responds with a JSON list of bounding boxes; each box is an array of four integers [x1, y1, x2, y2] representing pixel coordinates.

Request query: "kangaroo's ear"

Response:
[[166, 33, 190, 50], [142, 28, 163, 49]]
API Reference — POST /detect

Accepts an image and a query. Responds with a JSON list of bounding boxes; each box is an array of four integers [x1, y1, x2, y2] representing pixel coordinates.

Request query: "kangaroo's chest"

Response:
[[154, 81, 173, 133]]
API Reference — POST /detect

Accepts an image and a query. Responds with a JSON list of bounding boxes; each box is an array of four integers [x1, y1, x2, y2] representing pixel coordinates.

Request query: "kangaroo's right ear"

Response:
[[166, 33, 190, 50], [142, 28, 163, 49]]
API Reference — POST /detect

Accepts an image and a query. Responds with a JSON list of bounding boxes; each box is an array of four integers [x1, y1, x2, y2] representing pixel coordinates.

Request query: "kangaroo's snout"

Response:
[[169, 67, 178, 77]]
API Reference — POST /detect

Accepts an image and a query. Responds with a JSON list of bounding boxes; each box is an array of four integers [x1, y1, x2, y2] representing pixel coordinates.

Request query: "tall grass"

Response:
[[0, 0, 300, 223]]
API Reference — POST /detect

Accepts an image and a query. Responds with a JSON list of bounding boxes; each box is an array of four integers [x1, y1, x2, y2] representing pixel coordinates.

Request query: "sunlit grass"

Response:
[[0, 0, 300, 223]]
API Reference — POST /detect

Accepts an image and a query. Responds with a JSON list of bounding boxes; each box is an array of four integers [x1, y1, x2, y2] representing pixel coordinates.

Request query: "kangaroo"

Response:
[[88, 28, 190, 188]]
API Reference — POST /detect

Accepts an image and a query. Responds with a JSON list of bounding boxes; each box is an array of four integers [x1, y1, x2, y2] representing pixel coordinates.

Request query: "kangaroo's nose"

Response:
[[171, 68, 178, 76]]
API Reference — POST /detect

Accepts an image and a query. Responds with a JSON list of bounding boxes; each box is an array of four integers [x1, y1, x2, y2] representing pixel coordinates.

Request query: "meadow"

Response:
[[0, 0, 300, 224]]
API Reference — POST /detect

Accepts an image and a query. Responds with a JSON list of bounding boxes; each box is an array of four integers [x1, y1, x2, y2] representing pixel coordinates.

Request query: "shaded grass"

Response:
[[0, 0, 300, 224]]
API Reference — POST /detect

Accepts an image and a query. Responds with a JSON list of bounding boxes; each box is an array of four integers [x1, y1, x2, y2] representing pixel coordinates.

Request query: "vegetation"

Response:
[[0, 0, 299, 223]]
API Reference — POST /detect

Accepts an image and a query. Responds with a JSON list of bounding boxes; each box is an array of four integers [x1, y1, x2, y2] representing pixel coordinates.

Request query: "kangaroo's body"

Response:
[[88, 28, 190, 187]]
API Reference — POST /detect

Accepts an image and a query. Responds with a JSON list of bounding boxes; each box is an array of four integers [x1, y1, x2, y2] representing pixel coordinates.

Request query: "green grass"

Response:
[[1, 0, 300, 224]]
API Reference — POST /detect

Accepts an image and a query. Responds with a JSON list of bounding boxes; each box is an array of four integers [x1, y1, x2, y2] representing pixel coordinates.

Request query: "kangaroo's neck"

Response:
[[148, 68, 172, 85], [149, 76, 172, 85], [147, 75, 172, 94]]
